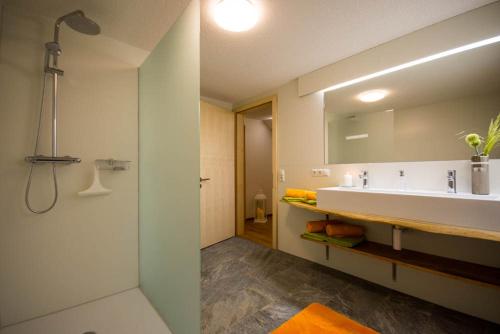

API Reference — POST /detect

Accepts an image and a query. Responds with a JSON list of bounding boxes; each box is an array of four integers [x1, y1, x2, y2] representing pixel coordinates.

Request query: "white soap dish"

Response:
[[78, 165, 112, 197]]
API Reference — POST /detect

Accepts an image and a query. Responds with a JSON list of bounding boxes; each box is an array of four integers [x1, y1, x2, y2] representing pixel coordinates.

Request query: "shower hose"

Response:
[[25, 73, 59, 214]]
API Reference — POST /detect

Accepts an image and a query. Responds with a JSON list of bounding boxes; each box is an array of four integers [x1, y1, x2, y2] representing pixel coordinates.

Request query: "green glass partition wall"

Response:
[[139, 1, 200, 333]]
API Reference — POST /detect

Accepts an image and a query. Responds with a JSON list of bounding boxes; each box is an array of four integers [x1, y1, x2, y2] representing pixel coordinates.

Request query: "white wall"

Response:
[[276, 79, 500, 324], [231, 4, 500, 322], [245, 118, 273, 218], [233, 4, 500, 322], [0, 6, 144, 326]]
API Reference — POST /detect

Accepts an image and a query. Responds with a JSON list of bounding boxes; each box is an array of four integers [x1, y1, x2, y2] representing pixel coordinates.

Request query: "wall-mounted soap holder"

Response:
[[78, 159, 131, 197], [95, 159, 131, 171]]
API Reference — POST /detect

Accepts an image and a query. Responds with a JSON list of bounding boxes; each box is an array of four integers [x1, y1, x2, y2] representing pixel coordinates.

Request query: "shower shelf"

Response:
[[96, 159, 131, 171], [25, 155, 81, 164]]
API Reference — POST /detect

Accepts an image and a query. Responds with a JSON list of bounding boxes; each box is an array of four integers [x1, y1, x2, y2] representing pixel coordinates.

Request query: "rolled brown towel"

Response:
[[306, 221, 328, 233], [326, 223, 364, 237]]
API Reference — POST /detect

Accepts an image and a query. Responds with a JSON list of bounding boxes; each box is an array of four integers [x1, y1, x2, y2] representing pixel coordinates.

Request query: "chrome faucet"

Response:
[[359, 170, 368, 189], [399, 169, 407, 190], [447, 170, 457, 193]]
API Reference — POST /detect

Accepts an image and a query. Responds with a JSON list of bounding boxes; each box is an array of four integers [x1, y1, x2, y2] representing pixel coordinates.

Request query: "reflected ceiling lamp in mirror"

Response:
[[324, 35, 500, 165], [357, 89, 389, 103]]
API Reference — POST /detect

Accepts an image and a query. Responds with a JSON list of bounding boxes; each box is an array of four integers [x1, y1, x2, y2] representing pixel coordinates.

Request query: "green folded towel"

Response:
[[282, 197, 317, 206], [282, 196, 305, 202], [302, 232, 364, 248]]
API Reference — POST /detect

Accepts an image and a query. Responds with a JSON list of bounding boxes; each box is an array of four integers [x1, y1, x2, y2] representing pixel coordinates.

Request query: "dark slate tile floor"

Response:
[[201, 237, 500, 334]]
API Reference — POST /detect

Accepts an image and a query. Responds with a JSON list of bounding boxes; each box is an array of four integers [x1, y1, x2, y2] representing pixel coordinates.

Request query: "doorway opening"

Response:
[[235, 97, 278, 249]]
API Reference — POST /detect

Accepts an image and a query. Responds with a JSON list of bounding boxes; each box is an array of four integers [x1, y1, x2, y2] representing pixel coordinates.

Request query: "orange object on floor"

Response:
[[272, 303, 379, 334]]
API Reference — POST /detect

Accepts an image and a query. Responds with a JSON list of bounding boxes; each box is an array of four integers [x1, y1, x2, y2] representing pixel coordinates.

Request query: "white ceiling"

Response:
[[201, 0, 496, 103], [4, 0, 496, 105], [1, 0, 191, 51]]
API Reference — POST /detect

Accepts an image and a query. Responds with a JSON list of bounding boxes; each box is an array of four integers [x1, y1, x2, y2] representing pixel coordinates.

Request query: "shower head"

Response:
[[53, 10, 100, 42], [64, 11, 100, 35]]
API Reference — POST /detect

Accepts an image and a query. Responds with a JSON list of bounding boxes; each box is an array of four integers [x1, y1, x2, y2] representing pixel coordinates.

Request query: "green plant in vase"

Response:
[[465, 133, 482, 156], [464, 113, 500, 157], [464, 113, 500, 195], [483, 113, 500, 156]]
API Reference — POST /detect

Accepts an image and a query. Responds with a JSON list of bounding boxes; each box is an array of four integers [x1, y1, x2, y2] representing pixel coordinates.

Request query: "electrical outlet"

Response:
[[312, 168, 331, 177], [279, 169, 285, 182]]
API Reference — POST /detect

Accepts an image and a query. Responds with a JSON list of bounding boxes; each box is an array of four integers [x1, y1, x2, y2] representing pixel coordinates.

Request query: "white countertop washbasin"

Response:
[[316, 187, 500, 232]]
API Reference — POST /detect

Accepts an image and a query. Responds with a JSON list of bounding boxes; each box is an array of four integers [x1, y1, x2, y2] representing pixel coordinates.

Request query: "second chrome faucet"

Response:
[[359, 170, 368, 189], [447, 170, 457, 193]]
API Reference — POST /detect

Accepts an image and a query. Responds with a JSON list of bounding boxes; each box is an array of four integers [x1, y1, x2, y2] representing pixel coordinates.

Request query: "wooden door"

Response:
[[200, 100, 235, 248]]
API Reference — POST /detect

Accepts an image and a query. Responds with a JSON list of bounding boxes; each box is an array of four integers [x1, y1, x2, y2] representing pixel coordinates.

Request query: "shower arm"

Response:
[[53, 10, 84, 44], [50, 10, 84, 68]]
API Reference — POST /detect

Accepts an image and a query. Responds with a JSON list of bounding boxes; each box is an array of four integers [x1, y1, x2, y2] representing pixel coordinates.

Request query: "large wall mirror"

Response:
[[324, 39, 500, 164]]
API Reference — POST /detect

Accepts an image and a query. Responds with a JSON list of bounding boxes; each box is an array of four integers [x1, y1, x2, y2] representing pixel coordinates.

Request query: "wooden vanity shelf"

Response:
[[285, 201, 500, 242], [284, 201, 500, 288], [300, 235, 500, 289]]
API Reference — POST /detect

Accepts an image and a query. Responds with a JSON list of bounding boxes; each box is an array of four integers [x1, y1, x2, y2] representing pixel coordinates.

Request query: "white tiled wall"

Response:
[[0, 7, 145, 326]]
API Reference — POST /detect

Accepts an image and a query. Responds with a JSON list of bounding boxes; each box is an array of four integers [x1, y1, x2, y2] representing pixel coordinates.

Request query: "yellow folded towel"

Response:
[[285, 188, 316, 200], [285, 188, 307, 198], [305, 190, 317, 201]]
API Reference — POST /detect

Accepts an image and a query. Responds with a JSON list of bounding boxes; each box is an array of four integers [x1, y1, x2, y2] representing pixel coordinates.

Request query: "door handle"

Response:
[[200, 177, 210, 188]]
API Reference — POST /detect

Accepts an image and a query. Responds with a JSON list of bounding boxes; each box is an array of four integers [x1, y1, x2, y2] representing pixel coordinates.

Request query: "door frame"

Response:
[[234, 96, 278, 249]]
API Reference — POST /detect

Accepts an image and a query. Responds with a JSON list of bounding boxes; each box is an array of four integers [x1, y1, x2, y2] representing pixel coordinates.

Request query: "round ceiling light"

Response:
[[214, 0, 259, 32], [357, 89, 389, 103]]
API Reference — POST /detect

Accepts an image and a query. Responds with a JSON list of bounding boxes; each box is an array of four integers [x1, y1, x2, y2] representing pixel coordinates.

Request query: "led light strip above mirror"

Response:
[[320, 35, 500, 94]]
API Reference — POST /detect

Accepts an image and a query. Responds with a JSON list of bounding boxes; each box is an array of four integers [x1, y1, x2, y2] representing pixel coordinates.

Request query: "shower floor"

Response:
[[0, 289, 171, 334]]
